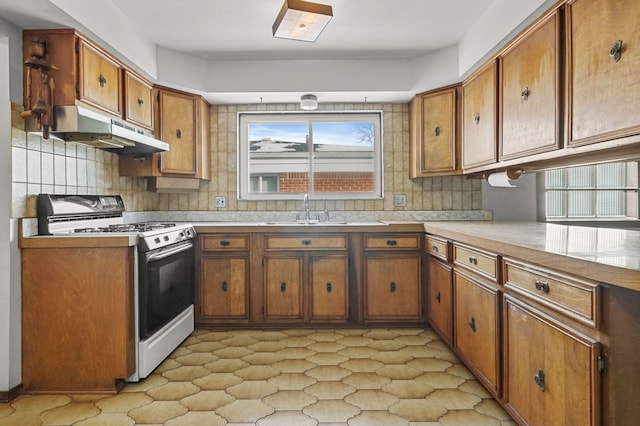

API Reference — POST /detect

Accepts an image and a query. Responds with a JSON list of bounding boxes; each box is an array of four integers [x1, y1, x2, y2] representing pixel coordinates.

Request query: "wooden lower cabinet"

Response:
[[21, 245, 135, 393], [263, 253, 349, 322], [263, 255, 304, 320], [453, 269, 501, 397], [427, 257, 453, 346], [199, 255, 249, 322], [363, 254, 423, 322], [503, 295, 600, 426], [310, 255, 349, 321]]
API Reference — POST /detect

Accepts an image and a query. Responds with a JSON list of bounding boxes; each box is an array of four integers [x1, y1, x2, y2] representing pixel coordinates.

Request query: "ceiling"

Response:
[[0, 0, 502, 104]]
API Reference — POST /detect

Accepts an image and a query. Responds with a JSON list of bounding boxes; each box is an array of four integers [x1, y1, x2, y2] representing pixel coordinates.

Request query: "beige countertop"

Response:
[[424, 221, 640, 291]]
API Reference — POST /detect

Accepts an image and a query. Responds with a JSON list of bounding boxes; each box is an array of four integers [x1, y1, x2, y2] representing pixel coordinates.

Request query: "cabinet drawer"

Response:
[[266, 234, 347, 250], [453, 243, 499, 282], [364, 234, 421, 250], [503, 257, 600, 327], [201, 234, 249, 251], [425, 235, 449, 261]]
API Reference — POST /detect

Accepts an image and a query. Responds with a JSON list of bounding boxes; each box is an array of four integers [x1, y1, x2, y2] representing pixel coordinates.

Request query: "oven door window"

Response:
[[139, 241, 194, 340]]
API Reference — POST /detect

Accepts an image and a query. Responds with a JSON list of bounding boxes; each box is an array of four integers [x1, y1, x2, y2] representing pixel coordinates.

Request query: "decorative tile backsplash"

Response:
[[10, 101, 484, 220]]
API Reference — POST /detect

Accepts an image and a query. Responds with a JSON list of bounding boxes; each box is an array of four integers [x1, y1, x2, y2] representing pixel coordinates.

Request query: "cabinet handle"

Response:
[[137, 97, 144, 106], [432, 244, 439, 252], [474, 113, 480, 124], [468, 256, 478, 265], [535, 280, 550, 293], [176, 129, 182, 139], [534, 368, 545, 392], [280, 282, 286, 292], [302, 239, 312, 246], [436, 291, 441, 303], [99, 74, 107, 88], [609, 39, 623, 62], [468, 316, 476, 332], [221, 281, 228, 292], [434, 126, 440, 136], [390, 282, 396, 292], [219, 240, 230, 246], [386, 239, 397, 246], [326, 282, 332, 293], [521, 86, 529, 101]]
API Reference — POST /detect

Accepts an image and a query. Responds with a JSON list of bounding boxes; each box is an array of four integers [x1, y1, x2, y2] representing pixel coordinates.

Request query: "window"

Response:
[[238, 112, 383, 200], [542, 161, 639, 221]]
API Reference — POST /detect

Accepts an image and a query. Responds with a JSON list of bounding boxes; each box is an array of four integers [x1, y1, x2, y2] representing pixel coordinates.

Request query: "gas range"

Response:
[[37, 194, 196, 251]]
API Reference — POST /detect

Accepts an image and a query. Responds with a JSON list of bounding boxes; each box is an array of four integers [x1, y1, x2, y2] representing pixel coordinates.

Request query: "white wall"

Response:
[[0, 31, 21, 394], [481, 173, 538, 221]]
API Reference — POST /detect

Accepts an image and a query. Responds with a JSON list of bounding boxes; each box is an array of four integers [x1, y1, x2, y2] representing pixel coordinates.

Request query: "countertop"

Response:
[[424, 221, 640, 291]]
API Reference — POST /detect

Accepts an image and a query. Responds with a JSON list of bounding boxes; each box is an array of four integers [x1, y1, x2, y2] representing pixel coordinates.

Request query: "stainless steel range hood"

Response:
[[26, 105, 169, 154]]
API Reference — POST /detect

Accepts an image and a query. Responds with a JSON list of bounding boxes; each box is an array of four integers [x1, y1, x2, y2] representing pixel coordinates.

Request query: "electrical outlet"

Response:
[[394, 194, 407, 207], [214, 196, 226, 208]]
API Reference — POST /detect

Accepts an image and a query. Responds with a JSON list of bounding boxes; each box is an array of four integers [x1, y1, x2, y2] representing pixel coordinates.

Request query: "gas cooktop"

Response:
[[73, 222, 178, 234]]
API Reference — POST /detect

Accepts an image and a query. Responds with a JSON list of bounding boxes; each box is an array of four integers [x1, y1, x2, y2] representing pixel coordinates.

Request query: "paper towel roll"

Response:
[[487, 171, 517, 187]]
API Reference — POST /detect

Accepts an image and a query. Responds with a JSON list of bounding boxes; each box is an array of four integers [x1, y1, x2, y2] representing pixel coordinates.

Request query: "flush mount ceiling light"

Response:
[[272, 0, 333, 42], [300, 94, 318, 110]]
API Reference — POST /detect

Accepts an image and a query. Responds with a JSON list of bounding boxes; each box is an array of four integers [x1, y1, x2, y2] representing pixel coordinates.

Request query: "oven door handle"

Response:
[[146, 241, 194, 261]]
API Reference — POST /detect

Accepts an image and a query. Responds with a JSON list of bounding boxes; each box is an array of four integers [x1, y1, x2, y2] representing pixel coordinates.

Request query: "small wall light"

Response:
[[272, 0, 333, 42], [300, 94, 318, 110]]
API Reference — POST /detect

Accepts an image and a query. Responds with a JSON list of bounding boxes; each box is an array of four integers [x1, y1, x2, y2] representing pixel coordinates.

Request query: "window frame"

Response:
[[237, 111, 384, 201]]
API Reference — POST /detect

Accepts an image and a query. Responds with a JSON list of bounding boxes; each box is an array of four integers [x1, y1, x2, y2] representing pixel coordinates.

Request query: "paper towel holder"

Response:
[[486, 168, 525, 188]]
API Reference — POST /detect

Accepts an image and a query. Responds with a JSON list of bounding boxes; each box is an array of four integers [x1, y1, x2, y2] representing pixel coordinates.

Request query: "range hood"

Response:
[[26, 105, 169, 154]]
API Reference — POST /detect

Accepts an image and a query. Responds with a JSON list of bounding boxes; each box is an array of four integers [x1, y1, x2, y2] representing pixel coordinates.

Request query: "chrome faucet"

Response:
[[303, 193, 311, 223]]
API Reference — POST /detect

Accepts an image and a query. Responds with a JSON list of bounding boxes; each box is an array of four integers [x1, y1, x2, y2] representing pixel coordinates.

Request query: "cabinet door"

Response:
[[427, 257, 453, 346], [504, 295, 600, 426], [310, 255, 349, 322], [124, 70, 153, 130], [567, 0, 640, 147], [454, 270, 501, 396], [462, 61, 498, 170], [500, 9, 561, 160], [364, 255, 422, 321], [264, 256, 303, 320], [78, 39, 122, 117], [410, 86, 460, 177], [157, 89, 197, 175], [200, 256, 248, 320]]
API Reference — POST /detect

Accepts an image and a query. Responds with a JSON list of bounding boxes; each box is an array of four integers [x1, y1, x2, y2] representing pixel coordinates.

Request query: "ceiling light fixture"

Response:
[[272, 0, 333, 43], [300, 94, 318, 110]]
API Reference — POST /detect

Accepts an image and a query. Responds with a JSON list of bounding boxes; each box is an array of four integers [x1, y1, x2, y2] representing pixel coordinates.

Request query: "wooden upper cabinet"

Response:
[[77, 39, 122, 117], [566, 0, 640, 147], [499, 8, 562, 160], [409, 84, 461, 177], [124, 70, 153, 131], [156, 88, 198, 175], [462, 61, 498, 170]]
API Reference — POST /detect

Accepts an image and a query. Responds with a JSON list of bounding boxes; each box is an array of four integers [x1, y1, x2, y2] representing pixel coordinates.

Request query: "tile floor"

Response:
[[0, 328, 516, 425]]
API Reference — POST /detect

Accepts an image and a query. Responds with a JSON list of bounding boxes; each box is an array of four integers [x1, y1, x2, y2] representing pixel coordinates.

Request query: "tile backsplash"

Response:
[[10, 102, 483, 220]]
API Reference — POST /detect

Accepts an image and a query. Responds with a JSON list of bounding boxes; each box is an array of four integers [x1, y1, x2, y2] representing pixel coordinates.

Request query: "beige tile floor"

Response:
[[0, 328, 516, 425]]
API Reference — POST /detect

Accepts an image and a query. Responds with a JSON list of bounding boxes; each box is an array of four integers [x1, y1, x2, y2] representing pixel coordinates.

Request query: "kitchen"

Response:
[[1, 0, 640, 424]]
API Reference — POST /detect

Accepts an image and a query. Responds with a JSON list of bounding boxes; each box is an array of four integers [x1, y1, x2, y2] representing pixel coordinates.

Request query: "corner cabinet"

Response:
[[362, 233, 424, 323], [425, 235, 453, 346], [409, 84, 461, 177], [566, 0, 640, 148], [461, 60, 498, 171], [499, 7, 562, 160]]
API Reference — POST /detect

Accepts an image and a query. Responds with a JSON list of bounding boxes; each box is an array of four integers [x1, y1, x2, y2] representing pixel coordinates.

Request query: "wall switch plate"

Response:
[[394, 194, 407, 207], [214, 196, 226, 208]]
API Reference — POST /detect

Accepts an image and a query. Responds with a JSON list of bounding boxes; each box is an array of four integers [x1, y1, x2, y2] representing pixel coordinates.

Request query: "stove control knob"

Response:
[[164, 235, 170, 241], [154, 237, 161, 244]]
